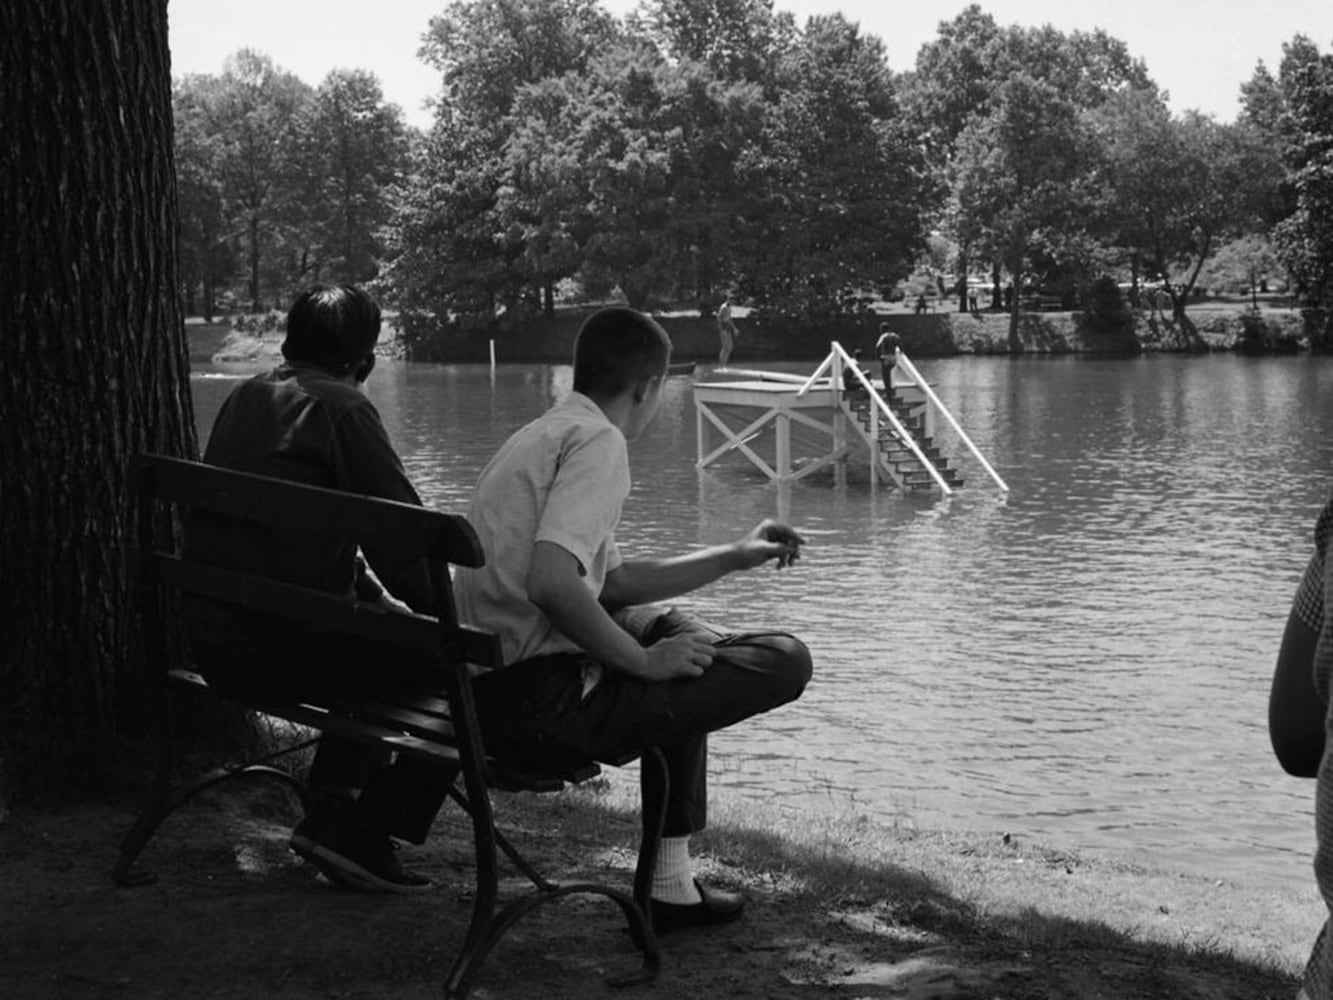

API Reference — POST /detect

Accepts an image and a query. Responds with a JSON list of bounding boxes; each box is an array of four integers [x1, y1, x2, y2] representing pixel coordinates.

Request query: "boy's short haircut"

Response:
[[282, 284, 382, 375], [573, 307, 672, 397]]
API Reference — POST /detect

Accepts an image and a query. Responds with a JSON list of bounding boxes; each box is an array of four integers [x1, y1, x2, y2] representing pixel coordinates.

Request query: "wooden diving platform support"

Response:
[[693, 344, 1008, 494]]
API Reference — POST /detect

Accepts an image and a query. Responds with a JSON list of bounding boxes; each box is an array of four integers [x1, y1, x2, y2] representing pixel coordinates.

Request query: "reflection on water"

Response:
[[192, 354, 1333, 891]]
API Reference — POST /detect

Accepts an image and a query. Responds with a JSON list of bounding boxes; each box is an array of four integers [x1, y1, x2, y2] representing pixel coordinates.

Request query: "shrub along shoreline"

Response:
[[191, 303, 1328, 368]]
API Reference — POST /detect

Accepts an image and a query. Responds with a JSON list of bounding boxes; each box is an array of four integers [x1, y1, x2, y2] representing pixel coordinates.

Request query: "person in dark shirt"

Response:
[[875, 324, 901, 395], [841, 349, 869, 398], [186, 285, 447, 893]]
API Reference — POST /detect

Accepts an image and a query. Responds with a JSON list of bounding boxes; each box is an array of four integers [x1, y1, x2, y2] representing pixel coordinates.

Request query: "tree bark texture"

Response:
[[0, 1, 197, 769]]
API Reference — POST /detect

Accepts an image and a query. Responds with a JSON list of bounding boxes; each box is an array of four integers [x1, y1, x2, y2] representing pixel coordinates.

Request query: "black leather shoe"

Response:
[[650, 880, 745, 934]]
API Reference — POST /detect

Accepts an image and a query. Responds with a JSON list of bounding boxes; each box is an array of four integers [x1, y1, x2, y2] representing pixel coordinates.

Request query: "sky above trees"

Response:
[[169, 0, 1333, 130]]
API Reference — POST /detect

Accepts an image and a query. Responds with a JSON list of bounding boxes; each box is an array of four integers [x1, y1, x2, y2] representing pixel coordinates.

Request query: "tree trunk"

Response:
[[248, 217, 262, 311], [0, 0, 197, 786]]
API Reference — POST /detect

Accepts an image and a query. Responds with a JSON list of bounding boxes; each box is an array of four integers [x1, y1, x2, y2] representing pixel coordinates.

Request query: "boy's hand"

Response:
[[735, 519, 805, 570], [638, 633, 716, 681]]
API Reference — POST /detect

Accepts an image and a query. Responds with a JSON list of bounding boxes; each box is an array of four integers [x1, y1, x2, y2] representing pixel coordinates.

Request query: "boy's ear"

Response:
[[632, 373, 660, 404]]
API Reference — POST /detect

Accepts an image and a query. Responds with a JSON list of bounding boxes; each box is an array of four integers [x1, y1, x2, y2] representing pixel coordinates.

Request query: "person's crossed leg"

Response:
[[472, 606, 811, 931]]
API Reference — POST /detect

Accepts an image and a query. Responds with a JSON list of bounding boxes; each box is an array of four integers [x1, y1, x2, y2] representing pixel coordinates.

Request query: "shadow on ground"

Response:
[[0, 781, 1304, 1000]]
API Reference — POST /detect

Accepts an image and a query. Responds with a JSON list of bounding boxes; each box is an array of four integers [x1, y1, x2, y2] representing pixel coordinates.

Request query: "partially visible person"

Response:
[[185, 284, 449, 894], [1272, 493, 1333, 998], [457, 306, 812, 935], [875, 324, 901, 395], [842, 349, 869, 398], [715, 296, 739, 366]]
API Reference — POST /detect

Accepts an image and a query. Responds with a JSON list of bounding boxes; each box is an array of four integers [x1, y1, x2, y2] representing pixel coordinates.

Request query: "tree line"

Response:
[[176, 0, 1333, 352]]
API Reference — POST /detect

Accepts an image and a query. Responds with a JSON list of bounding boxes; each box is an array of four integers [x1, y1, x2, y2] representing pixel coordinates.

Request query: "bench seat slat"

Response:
[[167, 670, 597, 791], [341, 702, 458, 743]]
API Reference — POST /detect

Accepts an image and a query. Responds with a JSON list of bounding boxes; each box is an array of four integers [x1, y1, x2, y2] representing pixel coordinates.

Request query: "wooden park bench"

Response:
[[114, 454, 663, 998]]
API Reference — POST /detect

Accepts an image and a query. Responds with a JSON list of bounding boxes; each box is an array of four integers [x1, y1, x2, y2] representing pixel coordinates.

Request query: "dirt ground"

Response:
[[1, 777, 1311, 1000]]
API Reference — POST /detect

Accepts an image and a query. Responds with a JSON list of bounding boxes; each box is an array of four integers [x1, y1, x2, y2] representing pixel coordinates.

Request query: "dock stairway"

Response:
[[797, 341, 1008, 496], [845, 389, 964, 493]]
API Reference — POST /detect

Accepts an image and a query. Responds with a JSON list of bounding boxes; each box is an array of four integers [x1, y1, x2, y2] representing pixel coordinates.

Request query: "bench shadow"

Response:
[[0, 776, 1306, 1000]]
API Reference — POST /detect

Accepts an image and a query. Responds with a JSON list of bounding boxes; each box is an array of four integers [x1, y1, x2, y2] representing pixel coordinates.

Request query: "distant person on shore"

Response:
[[875, 324, 901, 394], [1271, 492, 1333, 998], [457, 306, 812, 936], [715, 296, 739, 366]]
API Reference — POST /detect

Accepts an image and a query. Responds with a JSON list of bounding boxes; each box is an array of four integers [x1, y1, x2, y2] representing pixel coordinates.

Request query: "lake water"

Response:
[[192, 352, 1333, 893]]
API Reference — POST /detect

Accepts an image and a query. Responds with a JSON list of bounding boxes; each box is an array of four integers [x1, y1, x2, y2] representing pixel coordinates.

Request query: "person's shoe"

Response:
[[290, 812, 431, 893], [650, 880, 745, 934]]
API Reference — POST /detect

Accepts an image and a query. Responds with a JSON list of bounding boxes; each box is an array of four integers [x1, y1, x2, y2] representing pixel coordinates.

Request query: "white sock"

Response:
[[650, 836, 703, 905]]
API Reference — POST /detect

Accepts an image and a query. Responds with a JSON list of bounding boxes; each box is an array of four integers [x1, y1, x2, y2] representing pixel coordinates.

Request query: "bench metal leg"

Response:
[[113, 737, 316, 887], [632, 747, 669, 946], [442, 766, 663, 999]]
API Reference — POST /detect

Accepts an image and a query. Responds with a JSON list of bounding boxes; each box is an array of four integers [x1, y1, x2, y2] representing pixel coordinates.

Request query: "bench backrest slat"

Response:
[[156, 555, 502, 671], [136, 454, 483, 568]]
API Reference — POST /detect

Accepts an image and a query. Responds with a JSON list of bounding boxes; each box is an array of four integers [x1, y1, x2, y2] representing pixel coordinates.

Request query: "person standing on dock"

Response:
[[715, 296, 739, 365], [875, 324, 901, 395]]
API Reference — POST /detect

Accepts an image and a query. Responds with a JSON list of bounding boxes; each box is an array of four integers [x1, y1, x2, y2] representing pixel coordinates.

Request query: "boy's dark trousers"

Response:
[[470, 608, 812, 837]]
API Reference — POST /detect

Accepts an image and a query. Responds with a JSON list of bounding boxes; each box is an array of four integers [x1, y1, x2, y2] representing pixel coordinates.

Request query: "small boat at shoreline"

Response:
[[668, 360, 697, 377]]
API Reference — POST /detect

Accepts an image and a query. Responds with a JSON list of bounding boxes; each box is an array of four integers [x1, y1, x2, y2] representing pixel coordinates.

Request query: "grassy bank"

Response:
[[3, 775, 1316, 999]]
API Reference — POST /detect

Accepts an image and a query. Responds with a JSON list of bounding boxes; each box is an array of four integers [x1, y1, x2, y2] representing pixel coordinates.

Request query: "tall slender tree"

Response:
[[210, 50, 312, 311]]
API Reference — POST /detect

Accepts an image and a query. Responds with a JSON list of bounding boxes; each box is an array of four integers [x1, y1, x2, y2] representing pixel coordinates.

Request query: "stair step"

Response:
[[883, 444, 943, 459], [884, 453, 946, 468]]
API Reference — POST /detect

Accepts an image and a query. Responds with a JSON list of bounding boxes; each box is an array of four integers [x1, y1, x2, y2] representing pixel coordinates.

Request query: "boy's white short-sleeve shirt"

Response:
[[457, 391, 630, 666]]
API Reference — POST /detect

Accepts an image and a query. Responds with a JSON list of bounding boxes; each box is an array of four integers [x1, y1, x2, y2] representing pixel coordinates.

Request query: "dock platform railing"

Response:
[[797, 342, 1008, 494], [891, 350, 1008, 492], [797, 342, 952, 494]]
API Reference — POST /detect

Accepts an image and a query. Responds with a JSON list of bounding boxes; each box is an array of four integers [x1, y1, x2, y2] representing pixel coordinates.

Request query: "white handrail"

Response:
[[807, 342, 953, 495], [795, 354, 835, 394], [892, 351, 1009, 492]]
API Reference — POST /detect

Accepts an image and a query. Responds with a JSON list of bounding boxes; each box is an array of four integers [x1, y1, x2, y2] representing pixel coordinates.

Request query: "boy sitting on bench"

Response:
[[458, 306, 813, 934], [184, 284, 448, 893]]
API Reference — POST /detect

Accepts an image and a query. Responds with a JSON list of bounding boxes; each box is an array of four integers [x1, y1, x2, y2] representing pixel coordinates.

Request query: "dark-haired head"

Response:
[[573, 307, 672, 399], [282, 285, 381, 380]]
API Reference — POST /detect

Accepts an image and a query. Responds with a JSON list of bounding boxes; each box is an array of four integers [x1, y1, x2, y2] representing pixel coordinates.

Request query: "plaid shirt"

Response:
[[1303, 498, 1333, 998]]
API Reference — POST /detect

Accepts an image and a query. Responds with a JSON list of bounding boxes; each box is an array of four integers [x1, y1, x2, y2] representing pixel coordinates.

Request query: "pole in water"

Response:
[[489, 339, 496, 378]]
